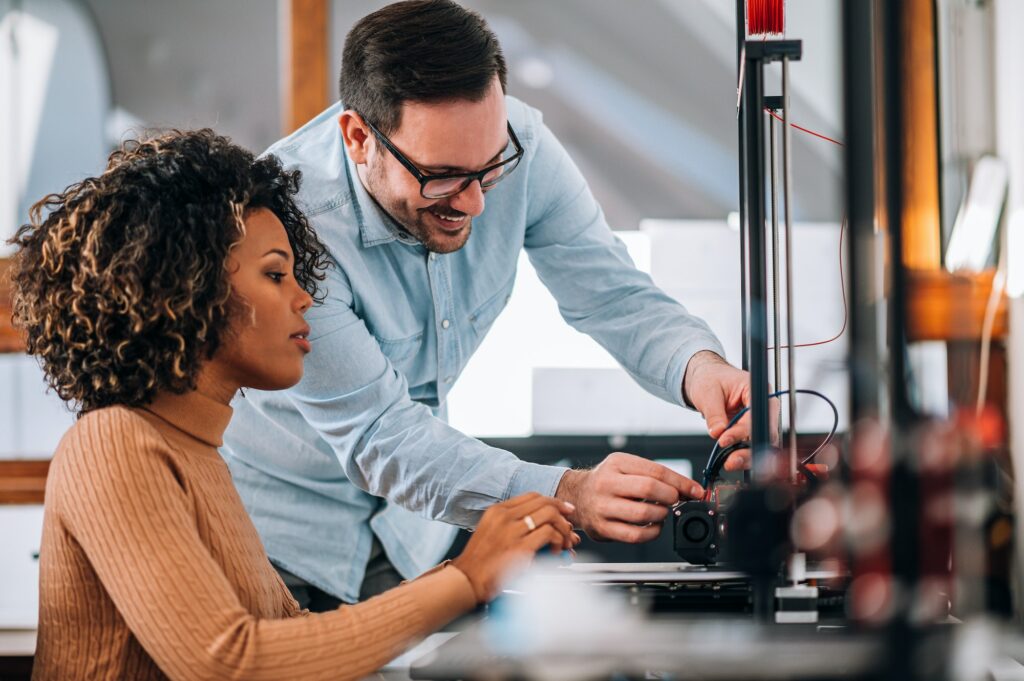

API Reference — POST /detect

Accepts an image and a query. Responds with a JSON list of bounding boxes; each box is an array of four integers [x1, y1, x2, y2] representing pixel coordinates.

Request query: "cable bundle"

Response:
[[699, 389, 839, 489], [747, 0, 785, 36]]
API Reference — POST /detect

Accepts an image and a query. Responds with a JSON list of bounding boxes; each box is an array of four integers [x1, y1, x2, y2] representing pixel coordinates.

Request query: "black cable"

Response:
[[702, 442, 751, 488], [700, 388, 839, 489]]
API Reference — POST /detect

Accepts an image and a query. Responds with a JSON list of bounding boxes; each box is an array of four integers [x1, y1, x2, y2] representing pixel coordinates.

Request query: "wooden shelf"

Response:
[[0, 460, 49, 505]]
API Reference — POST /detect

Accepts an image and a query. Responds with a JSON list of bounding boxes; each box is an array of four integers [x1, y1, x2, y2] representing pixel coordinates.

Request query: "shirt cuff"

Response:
[[668, 335, 728, 410], [505, 460, 568, 500]]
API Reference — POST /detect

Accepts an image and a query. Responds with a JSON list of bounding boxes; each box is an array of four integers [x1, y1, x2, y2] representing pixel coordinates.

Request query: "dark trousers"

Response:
[[277, 536, 404, 612], [278, 530, 471, 613]]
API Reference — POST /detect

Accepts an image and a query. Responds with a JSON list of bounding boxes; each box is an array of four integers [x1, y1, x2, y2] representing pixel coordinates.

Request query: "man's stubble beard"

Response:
[[366, 162, 472, 254]]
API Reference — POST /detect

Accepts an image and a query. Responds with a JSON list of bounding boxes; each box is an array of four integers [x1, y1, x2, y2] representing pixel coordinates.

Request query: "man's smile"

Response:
[[426, 208, 470, 232]]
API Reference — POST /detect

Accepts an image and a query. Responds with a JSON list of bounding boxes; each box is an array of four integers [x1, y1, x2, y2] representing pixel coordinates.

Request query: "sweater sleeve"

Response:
[[55, 408, 476, 681]]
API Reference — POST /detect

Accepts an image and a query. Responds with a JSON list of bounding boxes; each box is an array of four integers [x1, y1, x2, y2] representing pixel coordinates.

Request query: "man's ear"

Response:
[[339, 110, 371, 163]]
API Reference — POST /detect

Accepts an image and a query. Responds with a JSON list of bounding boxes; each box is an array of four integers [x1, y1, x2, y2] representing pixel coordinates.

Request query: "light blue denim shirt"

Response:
[[221, 96, 725, 602]]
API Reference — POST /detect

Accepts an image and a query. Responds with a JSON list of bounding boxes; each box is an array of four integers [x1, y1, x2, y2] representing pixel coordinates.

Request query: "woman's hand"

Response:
[[452, 493, 579, 603]]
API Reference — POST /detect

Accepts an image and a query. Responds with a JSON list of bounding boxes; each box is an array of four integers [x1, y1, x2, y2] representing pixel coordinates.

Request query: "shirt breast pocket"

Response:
[[468, 274, 516, 340], [373, 329, 425, 368]]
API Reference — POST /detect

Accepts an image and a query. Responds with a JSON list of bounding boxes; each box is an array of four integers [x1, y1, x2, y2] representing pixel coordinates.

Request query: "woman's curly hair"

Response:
[[8, 129, 329, 414]]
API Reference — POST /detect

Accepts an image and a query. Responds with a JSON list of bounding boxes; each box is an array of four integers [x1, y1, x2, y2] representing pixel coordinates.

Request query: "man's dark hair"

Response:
[[339, 0, 507, 135]]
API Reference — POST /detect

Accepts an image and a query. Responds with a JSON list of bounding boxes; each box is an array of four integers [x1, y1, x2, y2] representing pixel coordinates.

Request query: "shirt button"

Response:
[[441, 319, 450, 329], [429, 253, 436, 261], [444, 376, 453, 384]]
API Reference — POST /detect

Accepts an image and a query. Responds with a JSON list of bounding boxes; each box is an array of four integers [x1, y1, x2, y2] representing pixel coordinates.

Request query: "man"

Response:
[[222, 0, 753, 610]]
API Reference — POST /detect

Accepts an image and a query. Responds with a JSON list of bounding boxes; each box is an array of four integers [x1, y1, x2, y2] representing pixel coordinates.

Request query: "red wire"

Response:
[[767, 219, 848, 350], [761, 107, 848, 351], [765, 109, 845, 147]]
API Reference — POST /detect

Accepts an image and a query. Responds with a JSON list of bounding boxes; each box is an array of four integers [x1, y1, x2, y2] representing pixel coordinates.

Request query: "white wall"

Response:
[[448, 221, 849, 439], [0, 355, 74, 459], [0, 0, 110, 254]]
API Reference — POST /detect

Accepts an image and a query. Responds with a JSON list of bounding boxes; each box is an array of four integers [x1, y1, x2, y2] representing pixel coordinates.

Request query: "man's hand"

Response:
[[555, 453, 704, 542], [683, 350, 771, 472]]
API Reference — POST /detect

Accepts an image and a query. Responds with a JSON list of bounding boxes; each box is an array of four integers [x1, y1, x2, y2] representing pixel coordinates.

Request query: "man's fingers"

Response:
[[600, 498, 669, 525], [702, 401, 730, 440], [612, 474, 680, 506], [611, 454, 704, 497], [593, 521, 663, 544], [717, 410, 750, 449], [610, 469, 703, 500], [722, 449, 751, 471], [768, 397, 782, 445]]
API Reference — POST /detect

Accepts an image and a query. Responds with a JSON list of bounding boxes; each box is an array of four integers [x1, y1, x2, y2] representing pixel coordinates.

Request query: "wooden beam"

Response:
[[0, 460, 49, 505], [284, 0, 331, 135], [900, 0, 943, 270], [0, 258, 25, 353]]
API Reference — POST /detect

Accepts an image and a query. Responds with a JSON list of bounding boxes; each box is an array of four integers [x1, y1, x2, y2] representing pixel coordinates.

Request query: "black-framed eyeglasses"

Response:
[[363, 118, 524, 200]]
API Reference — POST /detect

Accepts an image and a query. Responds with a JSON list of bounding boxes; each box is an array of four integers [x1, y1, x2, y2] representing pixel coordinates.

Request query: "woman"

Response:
[[10, 129, 576, 681]]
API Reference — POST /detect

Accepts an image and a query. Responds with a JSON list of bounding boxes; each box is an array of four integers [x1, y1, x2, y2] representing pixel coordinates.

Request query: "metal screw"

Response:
[[675, 510, 682, 516], [708, 510, 715, 517]]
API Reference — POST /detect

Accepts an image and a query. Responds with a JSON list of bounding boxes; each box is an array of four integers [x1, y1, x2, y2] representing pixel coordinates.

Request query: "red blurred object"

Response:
[[955, 405, 1006, 451], [800, 464, 830, 482], [747, 0, 785, 36]]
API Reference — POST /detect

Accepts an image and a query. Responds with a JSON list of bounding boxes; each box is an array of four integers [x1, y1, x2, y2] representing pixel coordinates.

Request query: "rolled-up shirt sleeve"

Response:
[[522, 113, 725, 408]]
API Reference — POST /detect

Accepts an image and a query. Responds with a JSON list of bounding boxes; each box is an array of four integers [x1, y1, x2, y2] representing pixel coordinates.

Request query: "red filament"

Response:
[[747, 0, 785, 36]]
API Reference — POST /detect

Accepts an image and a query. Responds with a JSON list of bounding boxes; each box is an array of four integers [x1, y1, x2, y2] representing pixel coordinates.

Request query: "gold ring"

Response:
[[523, 514, 537, 532]]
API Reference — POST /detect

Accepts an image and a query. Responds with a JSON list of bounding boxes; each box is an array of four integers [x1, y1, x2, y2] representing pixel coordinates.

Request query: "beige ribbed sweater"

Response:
[[32, 390, 476, 681]]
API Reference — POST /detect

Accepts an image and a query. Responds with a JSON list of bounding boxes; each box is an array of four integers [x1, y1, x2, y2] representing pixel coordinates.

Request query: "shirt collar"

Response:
[[343, 148, 422, 250], [144, 390, 233, 448]]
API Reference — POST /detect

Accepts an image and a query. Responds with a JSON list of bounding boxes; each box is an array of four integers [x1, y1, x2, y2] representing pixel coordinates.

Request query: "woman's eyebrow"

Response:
[[262, 248, 292, 260]]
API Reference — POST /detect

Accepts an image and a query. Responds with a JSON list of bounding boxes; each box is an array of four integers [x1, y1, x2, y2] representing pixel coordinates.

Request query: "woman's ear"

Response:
[[339, 111, 372, 164]]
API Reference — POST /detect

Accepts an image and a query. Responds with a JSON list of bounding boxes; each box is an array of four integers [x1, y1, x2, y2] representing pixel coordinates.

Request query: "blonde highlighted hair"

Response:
[[8, 129, 328, 413]]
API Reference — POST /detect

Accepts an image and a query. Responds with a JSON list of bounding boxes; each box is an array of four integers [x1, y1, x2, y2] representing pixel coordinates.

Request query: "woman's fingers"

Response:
[[457, 496, 582, 604], [521, 525, 567, 554], [517, 505, 575, 548]]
